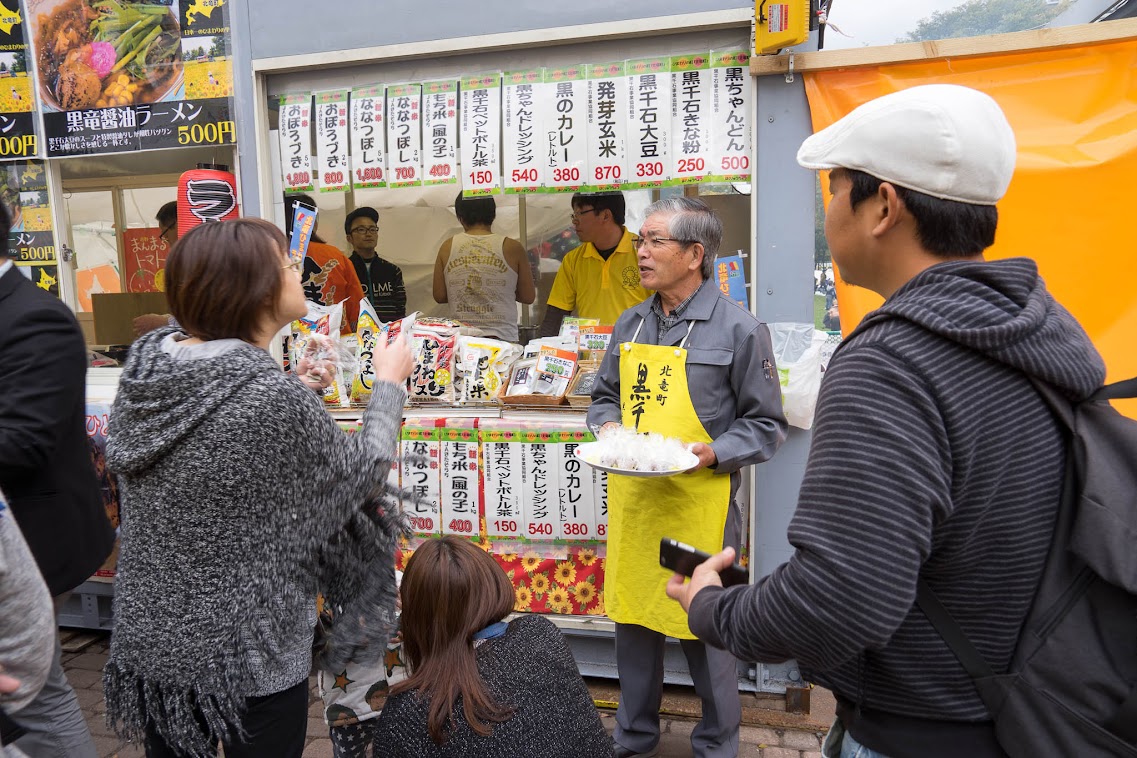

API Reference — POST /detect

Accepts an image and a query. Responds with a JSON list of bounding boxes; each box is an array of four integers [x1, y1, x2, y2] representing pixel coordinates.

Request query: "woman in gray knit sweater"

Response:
[[374, 537, 614, 757], [103, 219, 413, 757]]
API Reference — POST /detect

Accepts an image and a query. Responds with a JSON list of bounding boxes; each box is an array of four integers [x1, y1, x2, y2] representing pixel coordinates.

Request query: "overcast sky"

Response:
[[822, 0, 969, 48]]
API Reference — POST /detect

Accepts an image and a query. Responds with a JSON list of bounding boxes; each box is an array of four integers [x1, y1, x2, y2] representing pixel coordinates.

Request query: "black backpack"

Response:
[[917, 377, 1137, 757]]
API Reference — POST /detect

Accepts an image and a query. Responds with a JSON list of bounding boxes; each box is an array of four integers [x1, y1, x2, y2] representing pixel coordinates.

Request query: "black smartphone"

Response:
[[659, 537, 749, 587]]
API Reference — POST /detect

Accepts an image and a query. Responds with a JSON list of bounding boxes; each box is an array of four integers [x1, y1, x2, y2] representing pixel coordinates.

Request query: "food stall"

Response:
[[242, 5, 774, 691]]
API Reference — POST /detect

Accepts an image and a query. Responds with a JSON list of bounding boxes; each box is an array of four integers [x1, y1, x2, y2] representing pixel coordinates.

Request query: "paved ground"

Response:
[[59, 630, 831, 757]]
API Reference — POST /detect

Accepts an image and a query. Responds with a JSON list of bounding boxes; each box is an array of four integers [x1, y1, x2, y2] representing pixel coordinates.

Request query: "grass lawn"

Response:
[[814, 293, 826, 330]]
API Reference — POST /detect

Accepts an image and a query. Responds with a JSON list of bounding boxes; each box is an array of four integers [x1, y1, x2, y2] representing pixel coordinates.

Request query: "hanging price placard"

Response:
[[440, 427, 480, 537], [314, 90, 349, 192], [401, 425, 441, 538], [422, 80, 459, 186], [670, 52, 712, 186], [387, 84, 423, 188], [503, 69, 545, 194], [350, 85, 387, 189], [483, 430, 525, 539], [586, 61, 629, 192], [708, 50, 753, 183], [460, 73, 502, 196], [521, 433, 560, 540], [558, 436, 597, 541], [625, 58, 672, 190], [278, 93, 314, 193], [543, 65, 587, 192]]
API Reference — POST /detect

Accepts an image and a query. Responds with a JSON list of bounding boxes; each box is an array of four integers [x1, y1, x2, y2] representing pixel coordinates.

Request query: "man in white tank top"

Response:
[[433, 193, 536, 342]]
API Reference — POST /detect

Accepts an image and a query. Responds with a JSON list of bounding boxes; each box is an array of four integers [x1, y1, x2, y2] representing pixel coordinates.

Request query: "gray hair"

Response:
[[642, 196, 722, 279]]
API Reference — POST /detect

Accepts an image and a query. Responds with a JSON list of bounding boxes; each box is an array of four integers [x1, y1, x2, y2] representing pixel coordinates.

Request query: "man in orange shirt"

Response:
[[284, 194, 365, 333]]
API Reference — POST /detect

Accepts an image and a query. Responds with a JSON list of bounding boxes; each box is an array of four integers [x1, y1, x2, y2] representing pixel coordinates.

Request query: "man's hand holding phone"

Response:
[[665, 545, 742, 613]]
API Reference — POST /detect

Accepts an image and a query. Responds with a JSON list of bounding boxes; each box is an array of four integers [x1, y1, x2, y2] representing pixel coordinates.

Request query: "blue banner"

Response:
[[715, 254, 747, 310]]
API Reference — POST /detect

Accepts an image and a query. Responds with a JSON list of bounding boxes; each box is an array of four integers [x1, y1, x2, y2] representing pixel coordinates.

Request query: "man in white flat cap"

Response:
[[665, 85, 1107, 758]]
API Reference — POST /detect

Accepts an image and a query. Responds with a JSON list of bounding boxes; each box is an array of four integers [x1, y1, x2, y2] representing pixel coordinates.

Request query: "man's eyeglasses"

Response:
[[632, 236, 690, 250], [570, 208, 599, 223], [350, 226, 380, 235], [282, 261, 303, 274], [159, 224, 176, 239]]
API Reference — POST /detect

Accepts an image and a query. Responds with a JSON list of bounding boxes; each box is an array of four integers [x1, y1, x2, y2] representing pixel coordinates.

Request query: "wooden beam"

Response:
[[750, 17, 1137, 76]]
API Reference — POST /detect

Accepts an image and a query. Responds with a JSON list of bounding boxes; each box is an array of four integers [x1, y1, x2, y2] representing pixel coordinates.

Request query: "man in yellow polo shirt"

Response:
[[539, 192, 650, 336]]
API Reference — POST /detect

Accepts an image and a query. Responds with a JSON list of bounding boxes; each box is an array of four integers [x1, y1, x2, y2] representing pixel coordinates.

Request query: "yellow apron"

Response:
[[606, 318, 732, 639]]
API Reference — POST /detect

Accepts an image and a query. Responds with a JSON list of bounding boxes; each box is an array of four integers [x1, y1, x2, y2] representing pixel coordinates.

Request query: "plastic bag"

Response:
[[456, 336, 519, 403], [769, 322, 827, 430], [409, 318, 461, 404], [292, 301, 353, 408]]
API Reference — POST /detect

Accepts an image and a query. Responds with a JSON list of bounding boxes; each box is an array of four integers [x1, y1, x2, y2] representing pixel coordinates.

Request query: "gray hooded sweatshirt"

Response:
[[103, 329, 406, 756], [690, 258, 1107, 758]]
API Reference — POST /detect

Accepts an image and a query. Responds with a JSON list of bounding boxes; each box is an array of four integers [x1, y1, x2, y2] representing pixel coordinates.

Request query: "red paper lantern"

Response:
[[177, 163, 239, 237]]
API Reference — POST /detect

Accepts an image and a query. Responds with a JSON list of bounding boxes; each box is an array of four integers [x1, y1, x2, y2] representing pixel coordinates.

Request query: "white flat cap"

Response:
[[797, 84, 1017, 205]]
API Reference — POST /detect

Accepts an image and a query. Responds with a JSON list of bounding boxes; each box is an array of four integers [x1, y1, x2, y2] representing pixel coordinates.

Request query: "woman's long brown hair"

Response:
[[391, 536, 516, 744]]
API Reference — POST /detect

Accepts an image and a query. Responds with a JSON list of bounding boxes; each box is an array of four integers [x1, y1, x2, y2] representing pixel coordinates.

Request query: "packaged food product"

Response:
[[353, 308, 418, 404], [456, 336, 519, 403], [578, 325, 614, 361], [409, 318, 461, 404], [505, 357, 539, 397], [292, 301, 350, 407], [532, 347, 577, 397], [559, 316, 600, 341]]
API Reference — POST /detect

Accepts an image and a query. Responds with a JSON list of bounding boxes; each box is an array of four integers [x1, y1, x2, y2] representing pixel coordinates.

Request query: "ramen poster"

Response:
[[26, 0, 236, 156]]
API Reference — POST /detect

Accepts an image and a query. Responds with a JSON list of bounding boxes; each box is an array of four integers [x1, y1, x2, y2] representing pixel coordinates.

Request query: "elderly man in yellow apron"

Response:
[[588, 197, 787, 758]]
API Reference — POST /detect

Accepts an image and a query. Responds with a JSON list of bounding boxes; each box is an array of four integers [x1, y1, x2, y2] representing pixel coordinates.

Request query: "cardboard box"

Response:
[[92, 292, 170, 345]]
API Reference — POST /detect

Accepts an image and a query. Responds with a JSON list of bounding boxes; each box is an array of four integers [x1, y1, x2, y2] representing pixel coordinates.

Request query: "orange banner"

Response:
[[804, 39, 1137, 408]]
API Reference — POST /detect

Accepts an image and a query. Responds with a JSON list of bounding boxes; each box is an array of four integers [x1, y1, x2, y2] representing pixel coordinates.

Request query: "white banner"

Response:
[[483, 435, 525, 539], [670, 53, 713, 186], [594, 469, 608, 541], [502, 69, 544, 194], [544, 65, 588, 191], [387, 84, 423, 188], [460, 74, 502, 196], [709, 50, 753, 183], [314, 89, 349, 193], [422, 80, 459, 187], [586, 61, 629, 191], [440, 429, 479, 537], [278, 93, 314, 193], [350, 85, 387, 189], [558, 441, 596, 541], [625, 58, 672, 190], [401, 428, 440, 537], [522, 440, 560, 540]]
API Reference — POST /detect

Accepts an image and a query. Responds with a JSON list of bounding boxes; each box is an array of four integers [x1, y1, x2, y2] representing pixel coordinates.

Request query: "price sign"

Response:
[[400, 426, 441, 537], [350, 85, 387, 189], [423, 80, 459, 186], [314, 89, 349, 192], [460, 74, 502, 196], [544, 65, 587, 192], [483, 430, 525, 539], [558, 435, 597, 541], [708, 50, 753, 182], [503, 69, 545, 194], [278, 93, 314, 193], [521, 433, 560, 540], [670, 52, 712, 186], [440, 428, 480, 537], [625, 58, 672, 190], [586, 61, 629, 191], [387, 84, 422, 188], [594, 469, 608, 541]]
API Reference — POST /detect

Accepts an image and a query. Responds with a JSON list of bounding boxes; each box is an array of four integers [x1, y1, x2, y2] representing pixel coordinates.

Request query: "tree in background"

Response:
[[900, 0, 1068, 42], [814, 176, 830, 270]]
